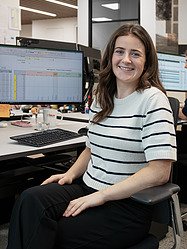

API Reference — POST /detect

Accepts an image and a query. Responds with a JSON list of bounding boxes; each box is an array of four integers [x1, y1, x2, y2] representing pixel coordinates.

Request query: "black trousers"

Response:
[[6, 181, 153, 249]]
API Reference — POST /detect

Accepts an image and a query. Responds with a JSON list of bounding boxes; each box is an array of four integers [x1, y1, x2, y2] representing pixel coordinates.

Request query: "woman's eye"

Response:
[[114, 49, 124, 55], [131, 52, 140, 57]]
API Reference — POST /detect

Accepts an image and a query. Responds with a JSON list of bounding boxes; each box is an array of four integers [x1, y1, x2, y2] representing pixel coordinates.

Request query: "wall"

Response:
[[20, 24, 32, 38], [32, 17, 77, 42], [77, 0, 89, 46], [140, 0, 156, 44], [178, 0, 187, 45], [0, 0, 20, 44]]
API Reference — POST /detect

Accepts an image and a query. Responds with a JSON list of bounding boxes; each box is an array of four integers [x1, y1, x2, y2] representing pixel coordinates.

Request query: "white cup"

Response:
[[43, 108, 56, 128]]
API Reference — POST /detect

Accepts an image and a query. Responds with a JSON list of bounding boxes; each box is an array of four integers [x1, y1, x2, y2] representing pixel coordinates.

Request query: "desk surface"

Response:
[[177, 119, 187, 125], [0, 116, 86, 161], [62, 112, 89, 123]]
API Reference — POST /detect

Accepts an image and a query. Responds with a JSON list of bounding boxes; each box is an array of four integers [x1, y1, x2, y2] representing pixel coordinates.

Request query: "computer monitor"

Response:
[[0, 44, 84, 105], [157, 52, 187, 91], [77, 44, 101, 101], [77, 44, 101, 75], [16, 37, 77, 51]]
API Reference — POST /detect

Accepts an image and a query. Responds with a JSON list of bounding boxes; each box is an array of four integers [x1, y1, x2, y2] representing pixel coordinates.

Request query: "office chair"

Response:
[[168, 96, 180, 128], [56, 97, 183, 249]]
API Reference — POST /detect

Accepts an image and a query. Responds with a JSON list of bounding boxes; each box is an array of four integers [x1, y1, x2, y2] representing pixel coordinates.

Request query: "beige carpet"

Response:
[[159, 227, 187, 249], [159, 203, 187, 249]]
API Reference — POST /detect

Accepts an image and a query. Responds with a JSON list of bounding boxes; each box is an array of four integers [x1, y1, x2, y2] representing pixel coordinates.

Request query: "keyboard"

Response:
[[10, 128, 82, 147]]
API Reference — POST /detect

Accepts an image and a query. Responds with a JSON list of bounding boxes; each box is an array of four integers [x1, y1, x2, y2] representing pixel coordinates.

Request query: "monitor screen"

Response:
[[0, 44, 84, 105], [157, 52, 187, 91]]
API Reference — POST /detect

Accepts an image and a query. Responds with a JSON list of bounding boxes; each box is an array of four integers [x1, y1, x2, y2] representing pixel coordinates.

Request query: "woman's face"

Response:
[[112, 34, 146, 88]]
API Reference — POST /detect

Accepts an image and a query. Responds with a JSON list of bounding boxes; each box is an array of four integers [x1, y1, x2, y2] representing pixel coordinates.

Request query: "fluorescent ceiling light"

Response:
[[102, 3, 119, 10], [92, 17, 112, 22], [20, 6, 57, 17], [45, 0, 78, 9]]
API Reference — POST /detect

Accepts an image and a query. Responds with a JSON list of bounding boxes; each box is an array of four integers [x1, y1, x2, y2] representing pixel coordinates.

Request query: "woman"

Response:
[[7, 24, 176, 249]]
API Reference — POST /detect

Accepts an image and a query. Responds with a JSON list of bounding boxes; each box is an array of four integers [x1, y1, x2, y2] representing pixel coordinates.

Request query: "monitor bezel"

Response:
[[0, 44, 84, 105], [16, 37, 78, 51], [77, 44, 101, 75]]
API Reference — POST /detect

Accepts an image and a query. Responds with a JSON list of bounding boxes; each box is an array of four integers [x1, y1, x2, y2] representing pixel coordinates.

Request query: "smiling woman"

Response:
[[5, 23, 177, 249]]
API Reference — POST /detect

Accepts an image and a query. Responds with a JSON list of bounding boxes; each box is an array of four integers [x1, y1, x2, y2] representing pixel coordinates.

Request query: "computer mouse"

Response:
[[78, 127, 88, 136]]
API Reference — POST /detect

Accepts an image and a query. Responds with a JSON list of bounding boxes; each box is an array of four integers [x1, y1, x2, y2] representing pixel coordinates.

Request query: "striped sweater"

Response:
[[83, 87, 177, 190]]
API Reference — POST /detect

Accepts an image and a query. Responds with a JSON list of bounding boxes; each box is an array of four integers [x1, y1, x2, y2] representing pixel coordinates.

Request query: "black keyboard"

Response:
[[10, 128, 82, 147]]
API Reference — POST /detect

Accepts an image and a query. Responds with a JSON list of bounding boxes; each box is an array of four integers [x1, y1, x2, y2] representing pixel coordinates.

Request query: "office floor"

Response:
[[0, 205, 187, 249]]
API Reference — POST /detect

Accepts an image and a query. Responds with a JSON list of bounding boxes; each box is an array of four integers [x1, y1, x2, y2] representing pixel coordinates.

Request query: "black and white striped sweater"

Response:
[[83, 87, 177, 190]]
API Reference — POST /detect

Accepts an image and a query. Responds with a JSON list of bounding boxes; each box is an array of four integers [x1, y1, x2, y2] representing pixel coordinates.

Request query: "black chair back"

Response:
[[168, 96, 180, 128]]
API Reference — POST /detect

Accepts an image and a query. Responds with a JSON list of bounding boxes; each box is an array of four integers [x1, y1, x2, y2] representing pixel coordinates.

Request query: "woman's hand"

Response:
[[41, 147, 91, 186], [41, 172, 73, 186], [63, 191, 105, 217]]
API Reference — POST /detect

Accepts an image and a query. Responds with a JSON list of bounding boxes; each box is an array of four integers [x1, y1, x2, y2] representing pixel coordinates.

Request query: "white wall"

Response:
[[32, 17, 77, 42], [77, 0, 89, 46], [140, 0, 156, 44], [20, 24, 32, 38], [156, 20, 166, 37], [0, 0, 20, 44], [178, 0, 187, 44]]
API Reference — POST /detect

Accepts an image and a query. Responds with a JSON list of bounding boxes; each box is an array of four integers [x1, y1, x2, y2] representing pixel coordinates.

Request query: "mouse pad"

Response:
[[11, 121, 33, 127]]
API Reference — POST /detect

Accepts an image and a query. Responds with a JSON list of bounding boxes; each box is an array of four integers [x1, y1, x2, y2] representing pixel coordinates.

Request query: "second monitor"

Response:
[[157, 52, 187, 92]]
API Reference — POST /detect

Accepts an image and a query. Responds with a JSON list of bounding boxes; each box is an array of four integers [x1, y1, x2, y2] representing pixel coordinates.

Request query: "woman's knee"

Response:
[[18, 185, 45, 209]]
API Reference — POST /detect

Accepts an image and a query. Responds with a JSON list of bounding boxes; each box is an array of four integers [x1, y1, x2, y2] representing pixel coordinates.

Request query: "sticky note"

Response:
[[0, 104, 10, 118]]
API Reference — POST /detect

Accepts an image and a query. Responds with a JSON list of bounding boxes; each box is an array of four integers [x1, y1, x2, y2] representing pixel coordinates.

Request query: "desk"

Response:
[[177, 119, 187, 126], [0, 117, 87, 219], [62, 112, 89, 123], [0, 117, 86, 162]]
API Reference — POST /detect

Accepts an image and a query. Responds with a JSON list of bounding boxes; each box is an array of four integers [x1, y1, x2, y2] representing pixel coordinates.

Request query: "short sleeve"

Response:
[[142, 93, 177, 162]]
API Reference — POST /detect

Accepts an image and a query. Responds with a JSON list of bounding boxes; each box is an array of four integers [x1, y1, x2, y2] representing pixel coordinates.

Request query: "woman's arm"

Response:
[[41, 147, 91, 185], [63, 159, 172, 217], [100, 159, 171, 202], [179, 98, 187, 120], [179, 107, 187, 120]]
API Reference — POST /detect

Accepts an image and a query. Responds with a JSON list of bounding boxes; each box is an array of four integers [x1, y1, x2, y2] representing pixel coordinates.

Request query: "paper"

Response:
[[9, 7, 21, 30]]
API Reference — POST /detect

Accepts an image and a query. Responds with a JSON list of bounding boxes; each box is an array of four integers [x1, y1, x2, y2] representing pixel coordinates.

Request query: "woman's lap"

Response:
[[56, 198, 152, 249], [7, 182, 152, 249]]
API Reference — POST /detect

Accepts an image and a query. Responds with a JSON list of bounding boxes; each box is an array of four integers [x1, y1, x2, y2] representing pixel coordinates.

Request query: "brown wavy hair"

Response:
[[93, 24, 165, 123]]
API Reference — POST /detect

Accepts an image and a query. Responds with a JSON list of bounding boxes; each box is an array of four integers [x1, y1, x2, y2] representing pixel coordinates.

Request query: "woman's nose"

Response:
[[122, 54, 131, 63]]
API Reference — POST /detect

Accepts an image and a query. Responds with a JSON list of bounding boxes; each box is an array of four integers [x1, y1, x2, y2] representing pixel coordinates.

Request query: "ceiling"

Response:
[[20, 0, 78, 25]]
